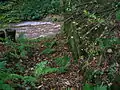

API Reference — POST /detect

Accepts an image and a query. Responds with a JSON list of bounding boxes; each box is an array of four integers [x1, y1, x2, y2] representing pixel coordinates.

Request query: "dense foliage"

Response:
[[0, 36, 71, 89], [64, 0, 120, 89], [0, 0, 61, 23], [0, 0, 120, 89]]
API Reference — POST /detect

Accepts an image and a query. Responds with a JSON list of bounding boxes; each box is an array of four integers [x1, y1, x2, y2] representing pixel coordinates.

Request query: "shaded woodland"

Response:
[[0, 0, 120, 90]]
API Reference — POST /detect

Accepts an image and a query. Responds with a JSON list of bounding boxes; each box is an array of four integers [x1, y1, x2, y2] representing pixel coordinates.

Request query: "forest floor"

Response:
[[0, 17, 119, 89], [0, 16, 84, 89], [0, 34, 83, 89]]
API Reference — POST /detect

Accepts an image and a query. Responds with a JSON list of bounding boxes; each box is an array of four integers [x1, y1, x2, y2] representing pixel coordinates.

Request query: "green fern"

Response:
[[83, 83, 93, 90], [40, 48, 56, 55], [83, 83, 108, 90], [40, 41, 57, 55], [0, 71, 14, 90], [4, 37, 32, 59], [94, 85, 107, 90], [54, 55, 70, 67], [0, 61, 37, 89], [44, 41, 57, 48], [34, 61, 58, 77], [8, 74, 23, 80], [116, 10, 120, 20], [96, 37, 120, 49], [0, 80, 14, 90], [23, 76, 37, 87], [0, 61, 6, 69]]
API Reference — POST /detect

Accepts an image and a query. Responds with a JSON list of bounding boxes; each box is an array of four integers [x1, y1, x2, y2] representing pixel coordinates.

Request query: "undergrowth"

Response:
[[0, 35, 71, 89], [64, 0, 120, 89], [0, 0, 61, 23]]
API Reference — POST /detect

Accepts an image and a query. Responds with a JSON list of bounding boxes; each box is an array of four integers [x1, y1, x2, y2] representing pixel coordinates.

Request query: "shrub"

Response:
[[0, 61, 37, 89], [64, 0, 120, 89], [64, 0, 120, 61], [0, 0, 61, 22], [34, 61, 58, 77]]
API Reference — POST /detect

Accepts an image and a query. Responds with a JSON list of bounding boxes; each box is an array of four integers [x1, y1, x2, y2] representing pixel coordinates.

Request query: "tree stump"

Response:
[[5, 28, 16, 42], [0, 31, 5, 42], [0, 29, 16, 42]]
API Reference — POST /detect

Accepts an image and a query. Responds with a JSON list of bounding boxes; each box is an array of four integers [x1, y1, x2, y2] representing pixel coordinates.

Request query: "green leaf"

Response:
[[40, 48, 56, 55], [0, 61, 6, 69], [54, 55, 70, 67], [44, 41, 57, 48], [8, 74, 23, 80], [96, 37, 120, 49], [116, 10, 120, 20], [20, 50, 27, 57], [57, 66, 67, 73], [83, 83, 94, 90], [0, 83, 14, 90], [0, 72, 9, 81], [0, 37, 5, 41], [34, 61, 58, 77], [23, 76, 37, 86], [94, 85, 107, 90], [23, 76, 37, 82], [83, 10, 90, 15]]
